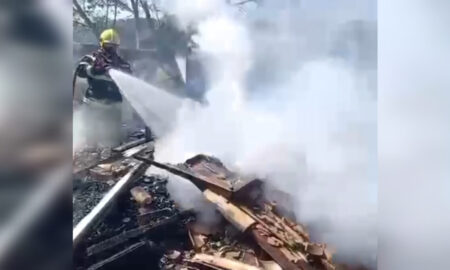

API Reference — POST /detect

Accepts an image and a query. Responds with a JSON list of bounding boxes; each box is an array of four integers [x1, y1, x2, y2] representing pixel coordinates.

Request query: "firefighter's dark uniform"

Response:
[[76, 48, 132, 103], [74, 48, 132, 147]]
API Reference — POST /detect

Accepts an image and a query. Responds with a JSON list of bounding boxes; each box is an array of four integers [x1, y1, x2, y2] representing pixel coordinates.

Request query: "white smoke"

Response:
[[146, 166, 221, 230], [161, 0, 230, 29], [113, 0, 377, 267], [72, 101, 123, 152], [378, 1, 450, 270]]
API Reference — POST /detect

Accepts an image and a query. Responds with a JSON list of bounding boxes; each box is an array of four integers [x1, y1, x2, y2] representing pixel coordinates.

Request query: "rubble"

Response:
[[74, 151, 365, 270], [89, 160, 132, 180], [74, 170, 194, 269], [73, 178, 110, 225], [113, 138, 147, 152], [73, 160, 150, 246], [188, 253, 264, 270], [130, 186, 153, 206]]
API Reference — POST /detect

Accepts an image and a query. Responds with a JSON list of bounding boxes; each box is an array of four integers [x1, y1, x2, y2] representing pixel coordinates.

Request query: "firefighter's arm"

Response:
[[75, 55, 95, 78], [83, 54, 115, 82], [90, 54, 111, 76]]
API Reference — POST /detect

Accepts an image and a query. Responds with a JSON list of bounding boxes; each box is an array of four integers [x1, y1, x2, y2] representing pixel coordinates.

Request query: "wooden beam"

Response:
[[190, 253, 263, 270], [203, 189, 256, 232], [135, 157, 234, 198], [73, 161, 149, 246]]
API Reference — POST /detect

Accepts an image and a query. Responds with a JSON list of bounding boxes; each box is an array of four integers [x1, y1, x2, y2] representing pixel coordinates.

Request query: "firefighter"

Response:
[[73, 28, 132, 148], [75, 28, 131, 102]]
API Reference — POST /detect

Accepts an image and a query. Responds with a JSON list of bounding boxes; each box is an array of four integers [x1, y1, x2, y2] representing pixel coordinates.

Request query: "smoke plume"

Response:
[[115, 0, 377, 267]]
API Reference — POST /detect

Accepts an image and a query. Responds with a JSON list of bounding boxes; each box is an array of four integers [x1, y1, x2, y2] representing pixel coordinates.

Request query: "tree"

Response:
[[73, 0, 260, 46], [129, 0, 141, 49], [140, 0, 156, 30], [73, 0, 133, 40], [73, 0, 100, 39]]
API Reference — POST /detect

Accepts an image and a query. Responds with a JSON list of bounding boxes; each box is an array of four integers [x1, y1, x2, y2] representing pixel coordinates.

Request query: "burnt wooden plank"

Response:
[[135, 156, 233, 198], [86, 241, 147, 270], [73, 142, 154, 178], [73, 161, 149, 246], [250, 227, 314, 270], [137, 208, 173, 226], [113, 138, 146, 152], [86, 213, 180, 256]]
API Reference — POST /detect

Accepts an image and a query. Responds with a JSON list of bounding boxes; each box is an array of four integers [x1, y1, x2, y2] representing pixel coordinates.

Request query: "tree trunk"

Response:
[[130, 0, 141, 49], [105, 0, 110, 29], [113, 0, 133, 12], [73, 0, 99, 39], [113, 0, 118, 27], [140, 0, 155, 30]]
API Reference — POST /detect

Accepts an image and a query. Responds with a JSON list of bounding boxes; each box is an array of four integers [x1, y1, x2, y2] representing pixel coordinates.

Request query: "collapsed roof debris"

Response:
[[73, 140, 366, 270]]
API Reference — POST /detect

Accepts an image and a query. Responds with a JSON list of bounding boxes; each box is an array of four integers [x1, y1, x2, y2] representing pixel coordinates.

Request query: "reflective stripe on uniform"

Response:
[[82, 96, 120, 106], [84, 55, 95, 61]]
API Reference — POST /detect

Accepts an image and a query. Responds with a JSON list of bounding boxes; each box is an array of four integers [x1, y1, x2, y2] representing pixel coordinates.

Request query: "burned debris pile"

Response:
[[79, 174, 195, 270], [73, 179, 110, 225], [73, 141, 345, 270]]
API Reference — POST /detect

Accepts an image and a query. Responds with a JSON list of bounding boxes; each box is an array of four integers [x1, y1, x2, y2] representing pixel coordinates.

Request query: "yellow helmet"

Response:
[[99, 28, 120, 47]]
